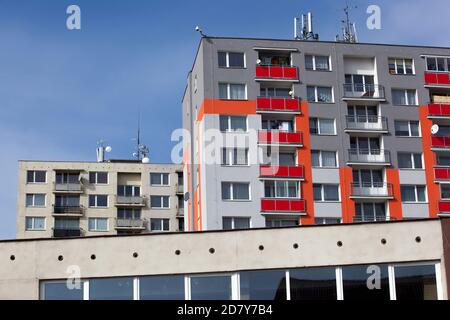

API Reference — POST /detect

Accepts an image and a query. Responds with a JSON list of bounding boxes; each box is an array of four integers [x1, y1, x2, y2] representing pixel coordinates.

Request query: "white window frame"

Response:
[[88, 194, 108, 208], [305, 55, 332, 71], [397, 152, 423, 169], [89, 172, 108, 184], [307, 86, 334, 103], [150, 218, 170, 231], [150, 195, 170, 209], [26, 193, 46, 207], [222, 182, 251, 201], [218, 51, 246, 69], [355, 202, 387, 221], [25, 216, 46, 231], [150, 173, 170, 186], [222, 217, 251, 230], [311, 150, 338, 168], [425, 56, 450, 72], [219, 83, 247, 100], [313, 184, 340, 202], [401, 185, 427, 203], [27, 170, 46, 184], [265, 180, 300, 199], [392, 89, 418, 106], [394, 120, 421, 137], [219, 115, 248, 132], [310, 118, 336, 135], [221, 148, 249, 166], [389, 58, 415, 75], [88, 217, 109, 232], [117, 185, 140, 197]]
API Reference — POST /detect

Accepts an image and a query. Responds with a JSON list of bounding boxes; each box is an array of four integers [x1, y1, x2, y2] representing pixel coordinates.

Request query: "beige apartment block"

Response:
[[17, 160, 184, 239]]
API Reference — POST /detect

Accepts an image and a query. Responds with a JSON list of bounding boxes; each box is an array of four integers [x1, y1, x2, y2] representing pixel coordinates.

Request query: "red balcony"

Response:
[[424, 72, 450, 86], [431, 136, 450, 149], [256, 65, 299, 80], [428, 104, 450, 117], [258, 130, 303, 146], [438, 201, 450, 214], [256, 97, 301, 113], [260, 165, 305, 179], [434, 167, 450, 181], [261, 198, 306, 213]]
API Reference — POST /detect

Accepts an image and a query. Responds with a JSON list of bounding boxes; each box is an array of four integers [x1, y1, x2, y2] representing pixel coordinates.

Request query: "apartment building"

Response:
[[182, 36, 450, 231], [17, 160, 184, 239]]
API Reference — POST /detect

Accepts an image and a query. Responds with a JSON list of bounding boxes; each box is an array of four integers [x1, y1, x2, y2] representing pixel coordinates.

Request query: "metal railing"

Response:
[[116, 218, 145, 229], [350, 182, 394, 198], [343, 83, 385, 99], [53, 229, 81, 238], [53, 205, 84, 215], [255, 64, 299, 79], [352, 215, 396, 223], [54, 183, 82, 192], [116, 196, 145, 206], [345, 115, 388, 131], [348, 149, 391, 164]]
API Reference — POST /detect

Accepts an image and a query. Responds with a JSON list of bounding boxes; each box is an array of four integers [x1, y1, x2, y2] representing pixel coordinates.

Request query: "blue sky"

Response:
[[0, 0, 449, 239]]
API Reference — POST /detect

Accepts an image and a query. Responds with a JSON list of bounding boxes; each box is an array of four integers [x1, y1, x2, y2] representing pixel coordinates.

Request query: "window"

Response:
[[219, 115, 247, 132], [426, 56, 450, 72], [25, 217, 45, 231], [401, 185, 426, 203], [26, 170, 46, 183], [394, 120, 420, 137], [342, 264, 390, 300], [311, 150, 337, 168], [441, 184, 450, 200], [218, 52, 245, 68], [394, 264, 437, 300], [398, 153, 423, 169], [190, 275, 232, 300], [314, 218, 341, 225], [118, 208, 141, 220], [222, 182, 250, 201], [150, 173, 169, 186], [313, 184, 339, 201], [117, 185, 140, 197], [355, 203, 386, 222], [150, 218, 170, 231], [89, 195, 108, 208], [89, 277, 134, 300], [54, 218, 80, 230], [437, 155, 450, 166], [222, 148, 249, 166], [345, 74, 374, 91], [26, 194, 46, 207], [307, 86, 333, 103], [42, 282, 84, 300], [259, 87, 291, 98], [388, 58, 414, 75], [219, 83, 246, 100], [265, 219, 299, 228], [264, 180, 298, 198], [222, 217, 250, 230], [56, 172, 80, 184], [55, 195, 80, 208], [262, 119, 293, 132], [240, 270, 287, 300], [289, 267, 337, 300], [139, 275, 185, 300], [88, 218, 108, 231], [392, 89, 417, 106], [150, 196, 170, 209], [89, 172, 108, 184], [309, 118, 336, 135], [305, 55, 331, 71]]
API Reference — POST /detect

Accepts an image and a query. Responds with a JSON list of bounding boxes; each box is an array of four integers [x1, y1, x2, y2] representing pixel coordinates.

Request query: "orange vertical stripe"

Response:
[[339, 168, 355, 223], [419, 105, 440, 217], [386, 168, 403, 220]]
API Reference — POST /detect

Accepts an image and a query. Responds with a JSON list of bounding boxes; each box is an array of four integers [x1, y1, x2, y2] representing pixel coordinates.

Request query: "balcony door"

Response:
[[55, 195, 80, 208], [264, 180, 299, 199], [348, 105, 378, 123], [350, 137, 381, 155], [262, 119, 293, 132], [345, 74, 374, 92], [117, 208, 141, 220], [56, 172, 80, 184], [353, 169, 383, 188], [260, 87, 291, 98], [355, 203, 386, 222], [117, 185, 140, 197]]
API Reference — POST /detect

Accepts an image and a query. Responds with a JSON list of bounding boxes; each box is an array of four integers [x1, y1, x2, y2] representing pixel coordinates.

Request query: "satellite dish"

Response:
[[256, 59, 262, 65], [105, 146, 112, 153], [142, 157, 150, 164], [431, 124, 440, 135]]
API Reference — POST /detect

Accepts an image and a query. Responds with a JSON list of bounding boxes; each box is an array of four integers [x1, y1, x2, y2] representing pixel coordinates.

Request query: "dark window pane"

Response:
[[342, 264, 390, 300], [89, 277, 134, 300], [395, 264, 437, 300], [222, 217, 232, 230], [35, 171, 46, 183], [240, 270, 287, 300], [42, 282, 84, 300], [190, 276, 232, 300], [89, 195, 96, 207], [97, 195, 108, 207], [97, 172, 108, 184], [228, 52, 244, 68], [290, 267, 337, 300], [218, 52, 227, 67], [140, 275, 185, 300]]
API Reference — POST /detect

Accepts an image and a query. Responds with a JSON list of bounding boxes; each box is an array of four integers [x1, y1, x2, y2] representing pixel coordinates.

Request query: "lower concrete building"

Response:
[[0, 218, 449, 300]]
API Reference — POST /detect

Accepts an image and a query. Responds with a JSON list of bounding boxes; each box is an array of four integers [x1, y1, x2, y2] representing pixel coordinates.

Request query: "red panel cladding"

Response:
[[435, 168, 450, 180], [283, 67, 298, 79], [439, 201, 450, 213], [432, 136, 446, 147], [276, 200, 290, 211], [261, 199, 275, 211], [428, 104, 441, 115], [257, 97, 271, 110], [291, 200, 306, 212], [270, 66, 283, 78], [285, 99, 300, 112], [271, 98, 285, 109], [437, 73, 450, 85], [289, 166, 304, 178], [425, 73, 438, 84], [256, 66, 269, 78]]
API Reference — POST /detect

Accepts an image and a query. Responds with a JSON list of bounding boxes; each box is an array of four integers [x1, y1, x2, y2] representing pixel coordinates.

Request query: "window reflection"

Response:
[[140, 275, 185, 300], [395, 265, 437, 300], [42, 282, 83, 300], [289, 267, 337, 300], [190, 275, 232, 300], [240, 270, 287, 300], [342, 264, 390, 300], [89, 277, 133, 300]]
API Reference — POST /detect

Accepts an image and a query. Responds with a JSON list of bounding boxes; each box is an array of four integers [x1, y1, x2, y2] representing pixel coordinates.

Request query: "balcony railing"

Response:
[[345, 115, 388, 132], [177, 207, 184, 217], [54, 183, 83, 192], [431, 136, 450, 149], [260, 165, 305, 179], [53, 229, 81, 238], [424, 72, 450, 86], [347, 149, 391, 164], [438, 200, 450, 214], [115, 196, 146, 206], [116, 218, 146, 229], [255, 65, 299, 80], [350, 182, 394, 198], [343, 84, 385, 100], [261, 198, 306, 213], [434, 167, 450, 181], [256, 97, 301, 113], [53, 205, 84, 215], [428, 104, 450, 117], [352, 215, 394, 223], [258, 130, 303, 146]]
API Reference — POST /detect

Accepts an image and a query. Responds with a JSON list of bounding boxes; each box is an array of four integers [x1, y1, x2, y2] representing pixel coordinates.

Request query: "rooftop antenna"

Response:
[[132, 111, 150, 164], [294, 12, 319, 40], [96, 140, 112, 163], [195, 26, 207, 37], [336, 2, 358, 43]]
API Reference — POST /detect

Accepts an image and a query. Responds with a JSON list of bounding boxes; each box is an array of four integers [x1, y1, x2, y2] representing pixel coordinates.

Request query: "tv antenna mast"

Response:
[[294, 12, 319, 40], [132, 111, 150, 163], [336, 2, 358, 43]]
